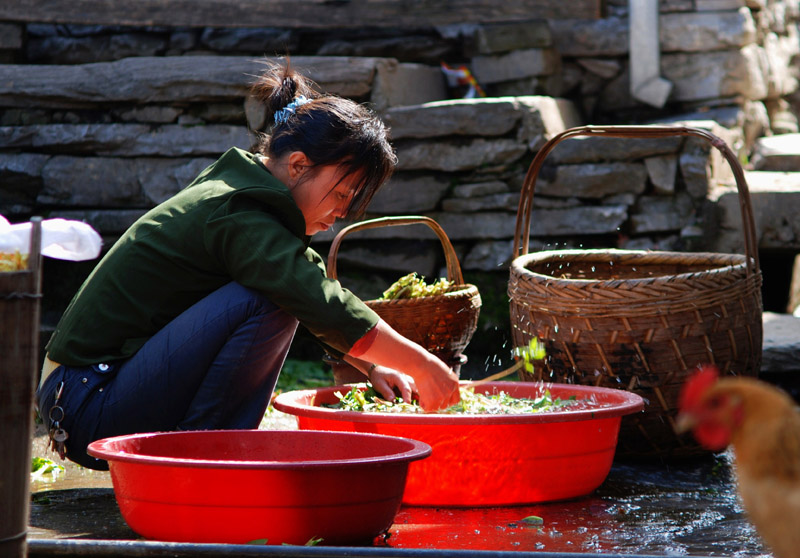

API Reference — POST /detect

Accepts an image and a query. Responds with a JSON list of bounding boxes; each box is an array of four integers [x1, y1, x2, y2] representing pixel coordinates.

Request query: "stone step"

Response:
[[710, 168, 800, 253], [761, 311, 800, 401], [751, 133, 800, 171]]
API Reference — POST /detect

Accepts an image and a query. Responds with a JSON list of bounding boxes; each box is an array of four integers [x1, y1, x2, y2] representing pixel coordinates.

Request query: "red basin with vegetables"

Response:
[[87, 429, 431, 545], [273, 382, 644, 507]]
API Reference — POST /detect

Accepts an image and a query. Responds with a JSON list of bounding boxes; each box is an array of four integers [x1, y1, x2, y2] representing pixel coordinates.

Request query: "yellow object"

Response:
[[0, 250, 28, 272]]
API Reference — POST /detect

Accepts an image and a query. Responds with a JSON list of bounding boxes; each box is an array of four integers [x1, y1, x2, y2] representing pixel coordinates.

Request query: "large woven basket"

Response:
[[328, 216, 482, 368], [508, 125, 763, 460]]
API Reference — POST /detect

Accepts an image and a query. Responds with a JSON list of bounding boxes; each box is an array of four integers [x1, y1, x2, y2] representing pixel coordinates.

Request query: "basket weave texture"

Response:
[[328, 216, 481, 366], [509, 126, 763, 460]]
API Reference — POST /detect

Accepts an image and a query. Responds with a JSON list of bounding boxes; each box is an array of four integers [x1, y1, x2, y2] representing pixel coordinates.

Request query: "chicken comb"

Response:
[[679, 365, 720, 410]]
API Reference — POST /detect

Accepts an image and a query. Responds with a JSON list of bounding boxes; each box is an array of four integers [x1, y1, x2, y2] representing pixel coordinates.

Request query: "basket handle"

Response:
[[512, 125, 759, 275], [327, 216, 465, 284]]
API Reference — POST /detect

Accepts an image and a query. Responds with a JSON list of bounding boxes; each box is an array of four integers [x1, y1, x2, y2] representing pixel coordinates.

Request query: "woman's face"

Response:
[[287, 156, 359, 236]]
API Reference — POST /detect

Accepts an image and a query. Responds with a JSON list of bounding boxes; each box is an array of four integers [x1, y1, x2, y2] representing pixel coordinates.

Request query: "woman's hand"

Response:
[[368, 366, 417, 403], [411, 363, 460, 412], [349, 318, 461, 412]]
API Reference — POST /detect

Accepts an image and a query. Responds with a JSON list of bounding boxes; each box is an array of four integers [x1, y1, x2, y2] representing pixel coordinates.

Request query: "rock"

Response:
[[367, 174, 450, 214], [645, 154, 679, 195], [545, 136, 682, 164], [0, 55, 389, 107], [26, 33, 167, 64], [751, 133, 800, 171], [35, 156, 214, 207], [384, 98, 521, 140], [51, 209, 147, 235], [395, 138, 527, 172], [537, 162, 648, 198], [0, 23, 23, 49], [433, 205, 628, 240], [0, 124, 252, 156], [465, 20, 553, 55], [0, 153, 48, 213], [198, 27, 297, 53], [471, 48, 560, 84], [333, 242, 439, 277], [630, 192, 694, 234], [762, 311, 800, 373], [711, 170, 800, 253], [659, 9, 757, 52], [550, 16, 629, 58], [462, 239, 516, 271], [442, 192, 520, 212], [371, 62, 448, 112], [451, 181, 509, 198]]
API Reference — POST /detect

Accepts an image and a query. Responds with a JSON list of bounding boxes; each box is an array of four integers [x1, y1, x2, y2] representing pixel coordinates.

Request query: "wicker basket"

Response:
[[508, 125, 763, 460], [328, 216, 481, 369]]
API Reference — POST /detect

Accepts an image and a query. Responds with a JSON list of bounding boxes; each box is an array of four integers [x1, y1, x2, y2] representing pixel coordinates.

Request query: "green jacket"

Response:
[[46, 147, 378, 365]]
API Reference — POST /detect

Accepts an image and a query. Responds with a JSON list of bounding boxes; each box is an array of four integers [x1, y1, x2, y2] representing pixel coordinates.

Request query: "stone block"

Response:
[[451, 181, 509, 198], [0, 55, 386, 108], [694, 0, 747, 10], [630, 192, 694, 234], [0, 124, 252, 156], [367, 174, 449, 214], [550, 16, 628, 58], [371, 62, 447, 112], [598, 47, 770, 111], [751, 133, 800, 171], [395, 138, 527, 172], [762, 311, 800, 374], [462, 239, 516, 271], [711, 170, 800, 253], [660, 9, 757, 52], [467, 20, 552, 55], [537, 162, 648, 198], [0, 23, 23, 49], [546, 136, 682, 164], [471, 48, 560, 84], [384, 98, 521, 140], [51, 209, 148, 235], [645, 154, 678, 195], [442, 192, 520, 213]]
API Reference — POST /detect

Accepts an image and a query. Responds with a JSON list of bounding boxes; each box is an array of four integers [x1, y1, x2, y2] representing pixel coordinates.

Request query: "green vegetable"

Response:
[[328, 384, 578, 415], [31, 456, 64, 480], [380, 272, 453, 300], [514, 337, 546, 374]]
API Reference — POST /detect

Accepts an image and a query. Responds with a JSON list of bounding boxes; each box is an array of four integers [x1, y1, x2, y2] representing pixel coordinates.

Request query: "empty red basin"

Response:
[[87, 429, 431, 545], [273, 382, 644, 507]]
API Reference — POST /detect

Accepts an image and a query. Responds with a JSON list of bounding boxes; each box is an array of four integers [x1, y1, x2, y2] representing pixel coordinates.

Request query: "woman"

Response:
[[36, 61, 460, 470]]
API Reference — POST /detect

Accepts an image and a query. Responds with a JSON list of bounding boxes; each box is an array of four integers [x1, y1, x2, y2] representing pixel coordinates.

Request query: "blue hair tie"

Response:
[[274, 95, 311, 125]]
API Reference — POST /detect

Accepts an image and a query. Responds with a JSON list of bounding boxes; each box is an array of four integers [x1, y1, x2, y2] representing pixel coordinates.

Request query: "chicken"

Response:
[[676, 365, 800, 558]]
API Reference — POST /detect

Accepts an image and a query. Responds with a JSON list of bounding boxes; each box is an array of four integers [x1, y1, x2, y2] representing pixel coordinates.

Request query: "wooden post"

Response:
[[0, 218, 43, 558]]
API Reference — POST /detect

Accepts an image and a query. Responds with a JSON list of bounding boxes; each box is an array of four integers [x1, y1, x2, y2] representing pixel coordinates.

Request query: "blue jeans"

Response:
[[36, 282, 298, 470]]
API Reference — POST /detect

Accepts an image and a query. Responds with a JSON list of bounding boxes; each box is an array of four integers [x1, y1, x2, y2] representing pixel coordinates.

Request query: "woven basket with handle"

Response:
[[508, 125, 763, 460], [328, 216, 481, 368]]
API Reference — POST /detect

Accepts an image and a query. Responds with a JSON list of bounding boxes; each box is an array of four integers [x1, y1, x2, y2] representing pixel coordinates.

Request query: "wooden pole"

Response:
[[0, 218, 43, 558]]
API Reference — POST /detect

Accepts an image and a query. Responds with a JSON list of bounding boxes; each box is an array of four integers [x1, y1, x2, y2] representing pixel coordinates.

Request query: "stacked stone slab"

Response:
[[2, 1, 800, 366]]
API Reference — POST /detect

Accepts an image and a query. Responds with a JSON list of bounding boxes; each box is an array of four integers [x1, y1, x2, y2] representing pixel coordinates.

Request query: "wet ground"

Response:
[[27, 409, 770, 558]]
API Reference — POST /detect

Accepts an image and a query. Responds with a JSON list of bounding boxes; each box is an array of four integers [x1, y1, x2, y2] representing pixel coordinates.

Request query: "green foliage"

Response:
[[276, 358, 333, 393]]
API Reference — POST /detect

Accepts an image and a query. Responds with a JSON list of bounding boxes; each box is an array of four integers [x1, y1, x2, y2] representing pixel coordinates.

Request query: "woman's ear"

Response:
[[286, 151, 311, 181]]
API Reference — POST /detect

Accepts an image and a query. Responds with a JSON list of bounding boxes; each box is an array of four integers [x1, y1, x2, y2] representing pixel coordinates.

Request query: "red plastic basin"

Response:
[[86, 429, 431, 545], [273, 382, 644, 507]]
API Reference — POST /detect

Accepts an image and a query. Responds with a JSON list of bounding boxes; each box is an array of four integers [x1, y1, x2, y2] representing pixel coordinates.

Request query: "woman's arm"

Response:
[[347, 319, 460, 412]]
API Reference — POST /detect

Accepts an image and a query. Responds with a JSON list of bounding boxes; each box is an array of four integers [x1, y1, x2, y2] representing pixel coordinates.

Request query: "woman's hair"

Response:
[[249, 59, 397, 221]]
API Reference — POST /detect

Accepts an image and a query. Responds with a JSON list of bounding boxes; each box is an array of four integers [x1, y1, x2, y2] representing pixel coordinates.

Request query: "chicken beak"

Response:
[[674, 411, 697, 434]]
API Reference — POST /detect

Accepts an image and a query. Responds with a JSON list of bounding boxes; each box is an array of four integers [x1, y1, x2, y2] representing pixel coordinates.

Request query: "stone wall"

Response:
[[1, 1, 798, 369]]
